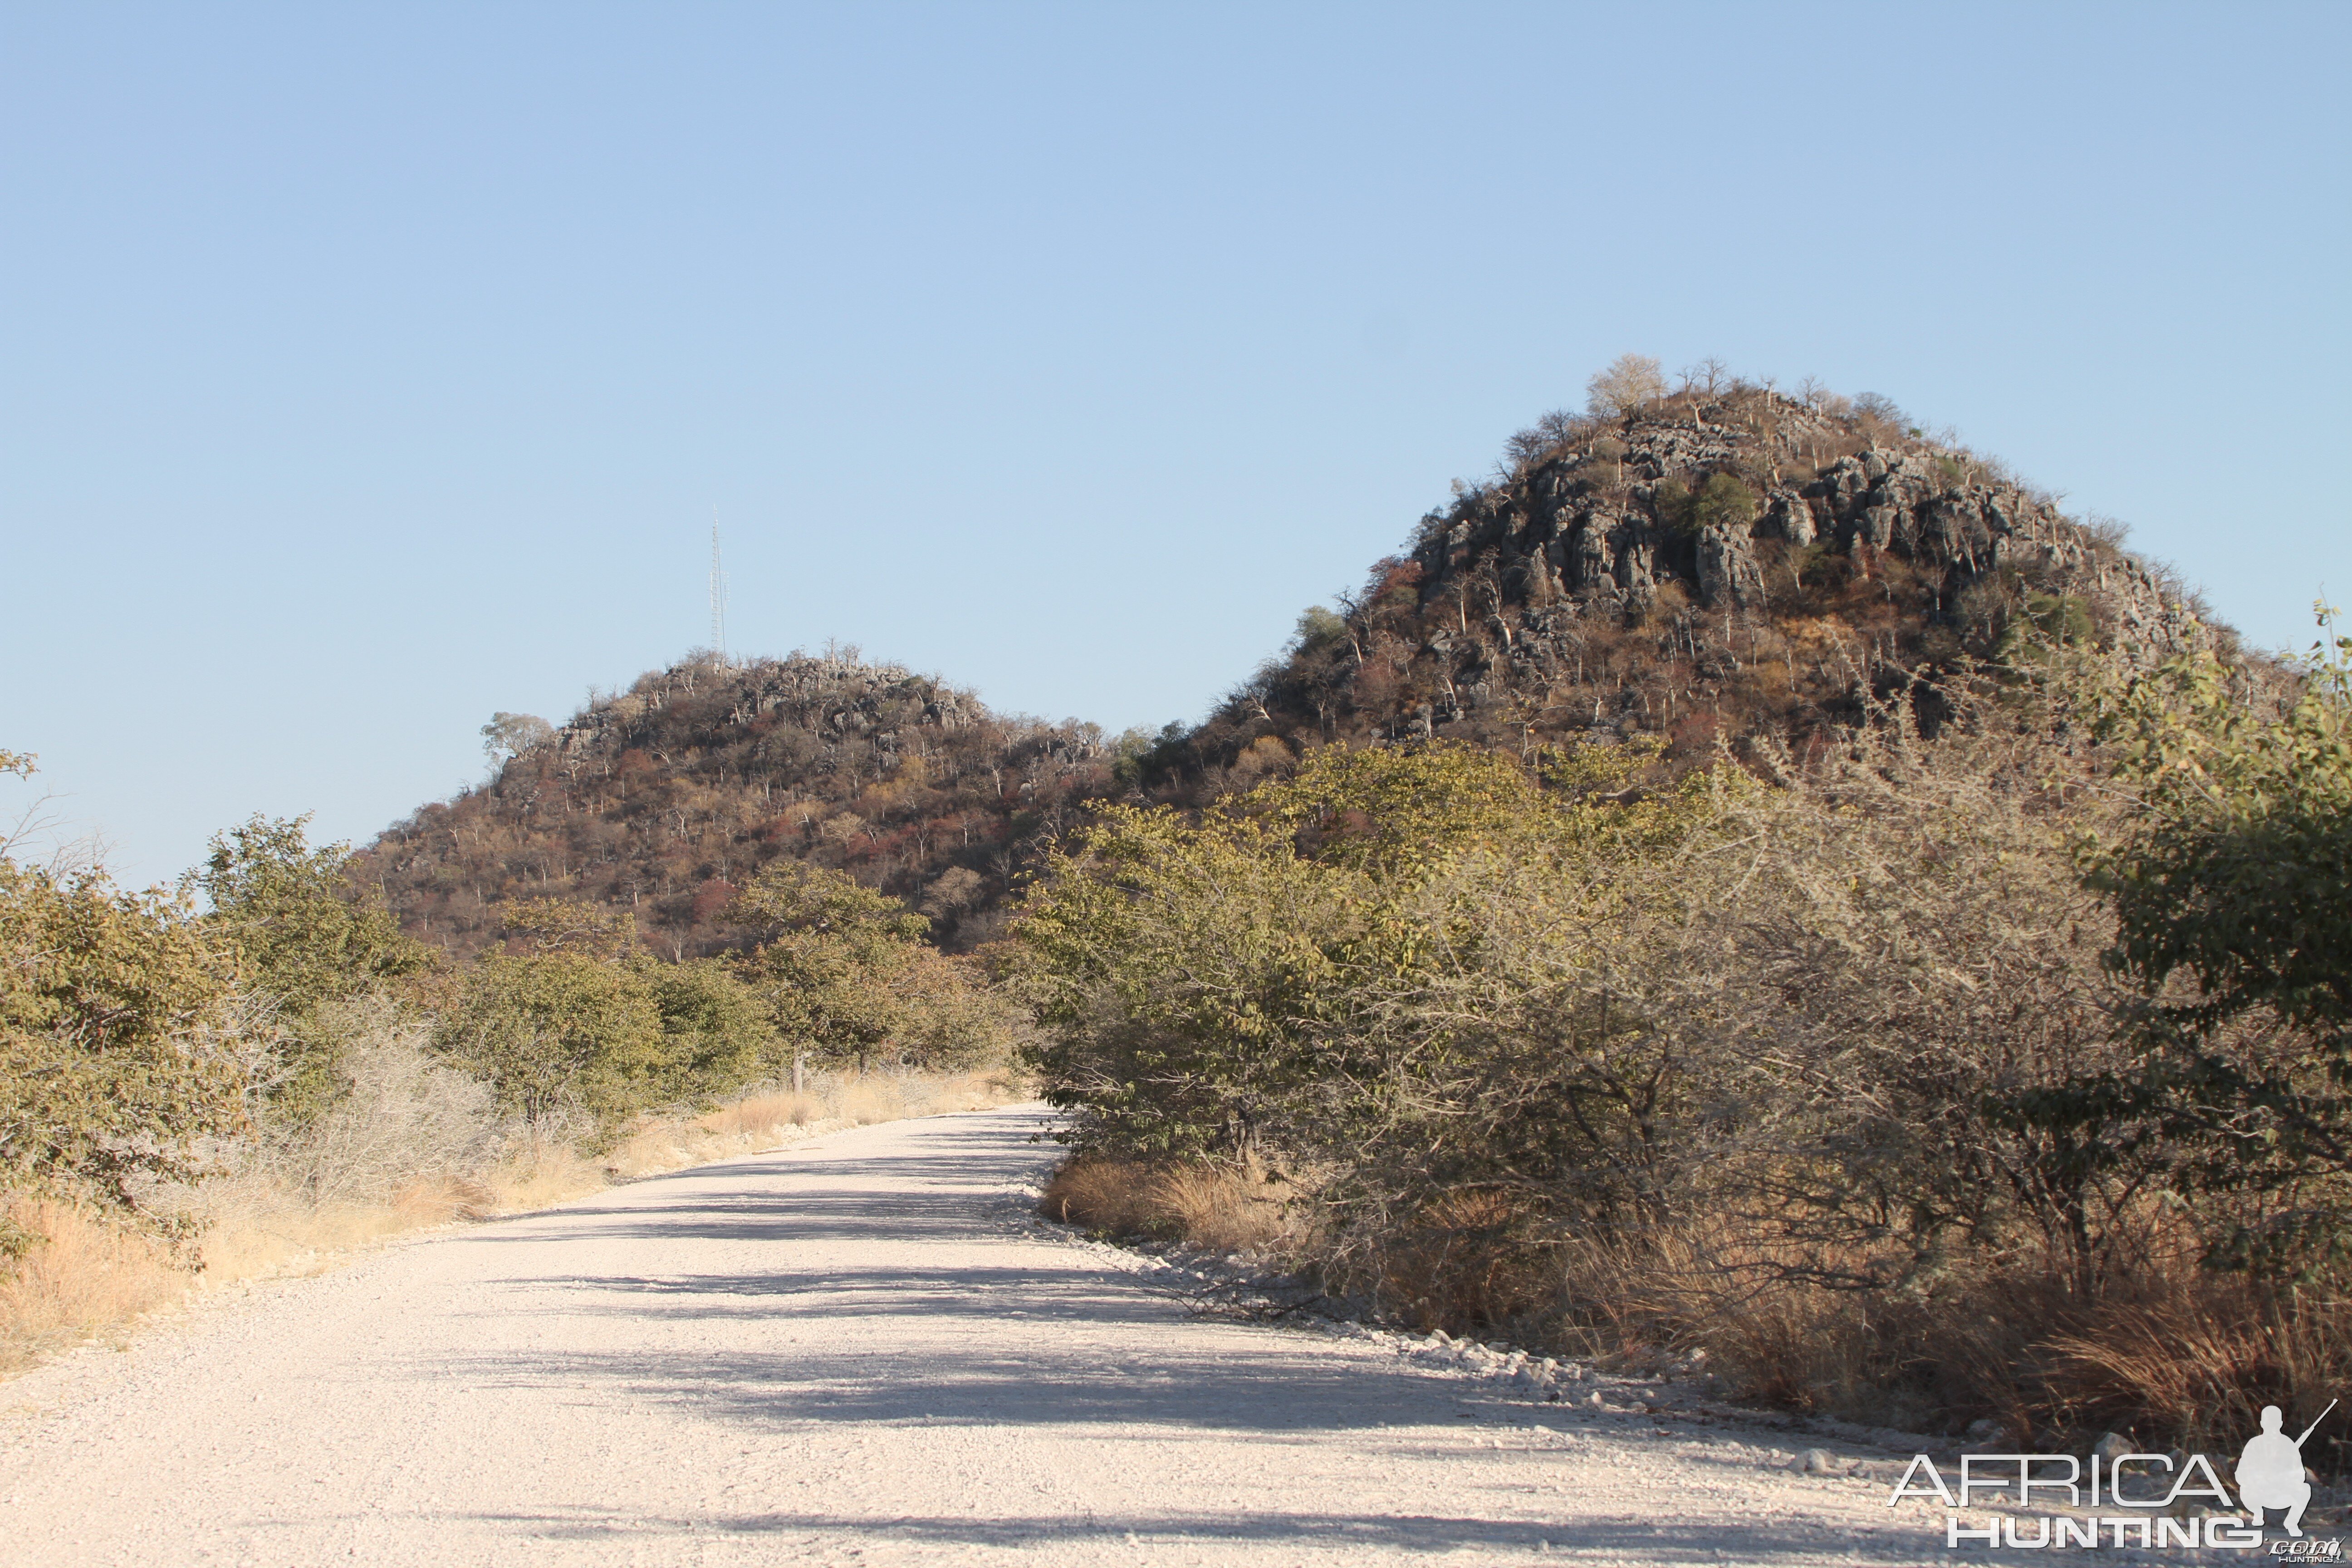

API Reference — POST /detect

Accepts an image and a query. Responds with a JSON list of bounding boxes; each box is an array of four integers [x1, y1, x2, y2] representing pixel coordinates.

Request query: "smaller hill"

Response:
[[356, 650, 1122, 959]]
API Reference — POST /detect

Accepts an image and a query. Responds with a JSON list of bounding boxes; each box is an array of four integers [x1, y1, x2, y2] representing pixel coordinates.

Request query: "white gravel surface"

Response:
[[0, 1105, 2090, 1565]]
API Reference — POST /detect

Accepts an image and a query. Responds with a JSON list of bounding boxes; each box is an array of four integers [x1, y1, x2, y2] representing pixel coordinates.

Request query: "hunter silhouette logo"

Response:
[[2238, 1401, 2334, 1537], [1887, 1399, 2339, 1552]]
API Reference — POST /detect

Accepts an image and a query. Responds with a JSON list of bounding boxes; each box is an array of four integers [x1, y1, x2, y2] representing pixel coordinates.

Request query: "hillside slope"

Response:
[[356, 652, 1120, 958]]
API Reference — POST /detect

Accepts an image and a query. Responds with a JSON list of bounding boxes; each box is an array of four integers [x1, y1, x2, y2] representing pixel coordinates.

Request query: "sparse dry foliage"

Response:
[[1586, 353, 1666, 419]]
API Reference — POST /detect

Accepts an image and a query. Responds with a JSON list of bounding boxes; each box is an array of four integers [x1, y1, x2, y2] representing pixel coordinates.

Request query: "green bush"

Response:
[[192, 815, 432, 1116], [642, 958, 774, 1098], [0, 863, 249, 1208], [728, 861, 1013, 1072], [432, 950, 666, 1126], [1654, 471, 1757, 534]]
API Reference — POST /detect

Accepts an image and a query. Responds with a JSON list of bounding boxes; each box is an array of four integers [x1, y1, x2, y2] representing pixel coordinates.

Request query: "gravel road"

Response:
[[0, 1106, 1994, 1565]]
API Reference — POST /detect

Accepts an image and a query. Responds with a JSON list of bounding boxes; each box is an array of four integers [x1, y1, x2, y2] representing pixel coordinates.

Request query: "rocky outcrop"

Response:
[[554, 653, 984, 765], [1205, 383, 2208, 759]]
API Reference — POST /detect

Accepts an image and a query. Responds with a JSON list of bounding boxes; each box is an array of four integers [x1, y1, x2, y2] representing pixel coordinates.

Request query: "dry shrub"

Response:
[[0, 1196, 183, 1372], [248, 997, 505, 1206], [1039, 1156, 1169, 1235], [1039, 1155, 1303, 1258], [1548, 1220, 1931, 1424], [1345, 1191, 1559, 1338], [1531, 1208, 2352, 1451], [165, 997, 523, 1280]]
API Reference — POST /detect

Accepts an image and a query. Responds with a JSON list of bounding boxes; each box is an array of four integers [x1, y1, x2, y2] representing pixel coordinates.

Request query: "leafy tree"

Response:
[[432, 951, 666, 1126], [2087, 611, 2352, 1033], [2079, 612, 2352, 1272], [500, 897, 637, 960], [480, 712, 554, 767], [892, 946, 1024, 1070], [1291, 606, 1351, 657], [726, 861, 1010, 1071], [191, 815, 432, 1113], [730, 860, 928, 941], [640, 958, 774, 1097], [1692, 472, 1758, 530], [0, 862, 249, 1208], [194, 816, 432, 1010], [1654, 471, 1757, 535]]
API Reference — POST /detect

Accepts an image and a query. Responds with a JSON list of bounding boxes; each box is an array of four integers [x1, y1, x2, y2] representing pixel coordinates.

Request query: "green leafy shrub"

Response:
[[729, 861, 1013, 1072], [432, 949, 666, 1126], [192, 815, 431, 1116], [0, 864, 249, 1208], [1655, 471, 1758, 535]]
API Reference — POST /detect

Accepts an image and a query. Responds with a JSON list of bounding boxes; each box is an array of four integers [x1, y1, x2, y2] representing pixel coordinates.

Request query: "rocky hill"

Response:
[[1167, 375, 2207, 781], [355, 651, 1121, 958]]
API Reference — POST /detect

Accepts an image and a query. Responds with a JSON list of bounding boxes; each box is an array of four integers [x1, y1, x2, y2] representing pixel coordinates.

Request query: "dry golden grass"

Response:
[[1348, 1191, 1561, 1340], [193, 1176, 500, 1284], [0, 1067, 1026, 1377], [0, 1196, 186, 1374], [1038, 1155, 1306, 1258]]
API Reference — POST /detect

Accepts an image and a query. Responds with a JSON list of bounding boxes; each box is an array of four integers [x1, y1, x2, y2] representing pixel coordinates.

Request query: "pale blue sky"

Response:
[[5, 2, 2347, 887]]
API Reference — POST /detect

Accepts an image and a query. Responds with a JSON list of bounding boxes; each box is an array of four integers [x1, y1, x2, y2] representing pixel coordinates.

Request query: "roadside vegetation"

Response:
[[1013, 582, 2352, 1456], [0, 754, 1020, 1371]]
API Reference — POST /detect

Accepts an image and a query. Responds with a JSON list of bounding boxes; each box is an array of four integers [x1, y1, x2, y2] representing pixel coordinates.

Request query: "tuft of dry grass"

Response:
[[1038, 1155, 1306, 1259], [1321, 1191, 1563, 1340]]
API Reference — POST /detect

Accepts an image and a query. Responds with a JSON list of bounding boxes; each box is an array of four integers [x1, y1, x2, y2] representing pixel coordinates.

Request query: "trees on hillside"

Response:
[[360, 655, 1123, 960], [1585, 353, 1665, 419], [480, 712, 554, 767]]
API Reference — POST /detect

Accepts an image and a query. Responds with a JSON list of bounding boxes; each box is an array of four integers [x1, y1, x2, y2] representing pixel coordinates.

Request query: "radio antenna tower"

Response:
[[708, 519, 728, 665]]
